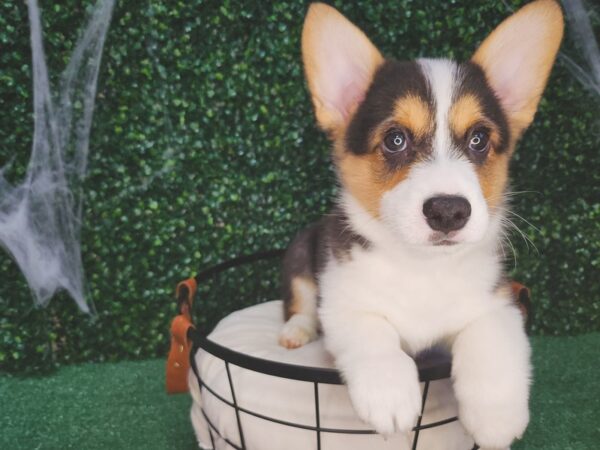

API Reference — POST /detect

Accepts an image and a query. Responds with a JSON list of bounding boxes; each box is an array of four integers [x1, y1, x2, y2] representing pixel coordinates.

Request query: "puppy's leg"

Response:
[[279, 224, 320, 349], [279, 275, 319, 349], [321, 308, 422, 435], [452, 299, 530, 450]]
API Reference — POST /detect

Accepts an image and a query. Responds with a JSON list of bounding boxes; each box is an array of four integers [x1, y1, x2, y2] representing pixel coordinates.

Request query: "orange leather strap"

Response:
[[166, 278, 197, 394]]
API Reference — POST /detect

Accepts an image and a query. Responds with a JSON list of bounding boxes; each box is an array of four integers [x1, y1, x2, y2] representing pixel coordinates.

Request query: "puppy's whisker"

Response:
[[501, 216, 540, 256], [488, 190, 540, 209], [498, 228, 517, 269], [501, 190, 541, 198], [504, 209, 542, 234], [496, 230, 508, 262], [494, 205, 543, 238]]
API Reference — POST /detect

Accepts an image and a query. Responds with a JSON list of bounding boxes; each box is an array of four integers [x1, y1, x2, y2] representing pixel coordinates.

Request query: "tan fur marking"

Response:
[[288, 276, 317, 317], [337, 150, 411, 217], [449, 94, 505, 151], [476, 150, 510, 210], [392, 95, 433, 139], [450, 94, 484, 138]]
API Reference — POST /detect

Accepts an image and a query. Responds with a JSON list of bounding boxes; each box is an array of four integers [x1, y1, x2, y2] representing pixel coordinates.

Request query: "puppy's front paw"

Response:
[[346, 354, 421, 435], [278, 314, 317, 349], [458, 389, 529, 449]]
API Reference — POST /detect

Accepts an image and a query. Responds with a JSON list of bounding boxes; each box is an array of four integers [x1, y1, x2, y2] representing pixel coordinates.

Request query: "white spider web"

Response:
[[0, 0, 115, 313]]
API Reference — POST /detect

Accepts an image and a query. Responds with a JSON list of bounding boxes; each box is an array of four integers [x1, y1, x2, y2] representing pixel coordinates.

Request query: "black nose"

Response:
[[423, 196, 471, 233]]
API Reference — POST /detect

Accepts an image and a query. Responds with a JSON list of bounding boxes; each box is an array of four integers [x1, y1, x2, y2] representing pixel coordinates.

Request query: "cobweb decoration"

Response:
[[0, 0, 115, 313], [561, 0, 600, 100]]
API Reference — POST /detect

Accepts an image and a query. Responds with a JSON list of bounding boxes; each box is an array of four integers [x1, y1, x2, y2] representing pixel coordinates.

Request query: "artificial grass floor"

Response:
[[1, 334, 599, 450]]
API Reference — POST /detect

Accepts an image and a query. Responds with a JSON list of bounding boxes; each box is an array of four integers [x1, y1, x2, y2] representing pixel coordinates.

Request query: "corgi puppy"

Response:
[[279, 1, 563, 448]]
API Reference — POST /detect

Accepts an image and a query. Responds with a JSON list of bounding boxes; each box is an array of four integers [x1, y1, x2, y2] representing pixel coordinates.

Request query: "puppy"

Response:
[[279, 1, 563, 448]]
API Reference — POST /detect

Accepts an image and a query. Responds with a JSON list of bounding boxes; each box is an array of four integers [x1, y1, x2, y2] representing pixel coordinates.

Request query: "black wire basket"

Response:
[[185, 250, 480, 450]]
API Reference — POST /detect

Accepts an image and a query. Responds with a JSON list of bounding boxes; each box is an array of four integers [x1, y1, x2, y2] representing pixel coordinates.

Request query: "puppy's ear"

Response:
[[302, 3, 383, 134], [472, 0, 563, 138]]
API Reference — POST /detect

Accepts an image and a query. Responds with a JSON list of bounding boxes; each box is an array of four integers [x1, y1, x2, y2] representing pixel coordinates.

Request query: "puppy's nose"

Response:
[[423, 196, 471, 233]]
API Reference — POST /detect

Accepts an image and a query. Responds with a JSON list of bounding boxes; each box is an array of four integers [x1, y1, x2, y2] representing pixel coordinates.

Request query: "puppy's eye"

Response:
[[468, 128, 490, 153], [383, 129, 408, 153]]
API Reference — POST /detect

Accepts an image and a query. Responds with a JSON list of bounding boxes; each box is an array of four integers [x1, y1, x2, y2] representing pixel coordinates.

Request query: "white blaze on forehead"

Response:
[[417, 58, 457, 160]]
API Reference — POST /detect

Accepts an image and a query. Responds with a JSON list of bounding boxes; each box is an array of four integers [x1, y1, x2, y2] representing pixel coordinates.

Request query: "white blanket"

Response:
[[189, 300, 473, 450]]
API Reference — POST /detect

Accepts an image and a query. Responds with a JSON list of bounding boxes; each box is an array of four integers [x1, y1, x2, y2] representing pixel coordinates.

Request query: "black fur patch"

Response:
[[280, 207, 370, 318], [454, 61, 511, 157], [322, 207, 371, 261], [345, 60, 433, 155]]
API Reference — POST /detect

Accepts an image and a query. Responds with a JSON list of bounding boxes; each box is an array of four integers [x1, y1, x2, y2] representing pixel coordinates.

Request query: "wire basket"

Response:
[[185, 250, 480, 450]]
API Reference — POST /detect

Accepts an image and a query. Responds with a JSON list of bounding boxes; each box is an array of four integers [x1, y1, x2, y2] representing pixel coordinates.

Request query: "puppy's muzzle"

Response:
[[423, 195, 471, 233]]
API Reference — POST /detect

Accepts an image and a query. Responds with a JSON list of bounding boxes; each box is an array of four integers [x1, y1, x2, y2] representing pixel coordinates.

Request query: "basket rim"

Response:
[[188, 327, 452, 384]]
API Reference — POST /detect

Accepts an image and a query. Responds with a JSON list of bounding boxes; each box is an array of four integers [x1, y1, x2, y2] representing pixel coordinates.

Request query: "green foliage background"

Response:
[[0, 0, 598, 373]]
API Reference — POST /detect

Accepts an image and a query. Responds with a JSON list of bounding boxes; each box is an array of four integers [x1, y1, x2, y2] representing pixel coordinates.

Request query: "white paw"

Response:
[[346, 354, 421, 435], [278, 315, 317, 349], [459, 393, 528, 449]]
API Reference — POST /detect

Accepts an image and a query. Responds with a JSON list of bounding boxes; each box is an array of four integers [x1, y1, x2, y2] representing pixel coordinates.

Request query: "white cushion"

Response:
[[189, 300, 472, 450]]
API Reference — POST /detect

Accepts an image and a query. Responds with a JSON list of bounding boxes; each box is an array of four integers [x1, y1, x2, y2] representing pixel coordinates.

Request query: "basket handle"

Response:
[[166, 278, 197, 394]]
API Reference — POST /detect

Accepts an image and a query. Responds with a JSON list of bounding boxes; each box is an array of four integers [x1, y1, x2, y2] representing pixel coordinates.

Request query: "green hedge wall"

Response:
[[1, 0, 598, 373]]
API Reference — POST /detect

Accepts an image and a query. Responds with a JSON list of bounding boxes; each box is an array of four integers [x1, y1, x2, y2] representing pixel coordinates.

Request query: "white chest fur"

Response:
[[319, 243, 503, 354], [318, 194, 507, 355]]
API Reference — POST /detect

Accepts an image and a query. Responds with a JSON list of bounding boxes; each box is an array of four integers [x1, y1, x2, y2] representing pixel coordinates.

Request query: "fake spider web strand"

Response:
[[0, 0, 115, 313], [561, 0, 600, 100]]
